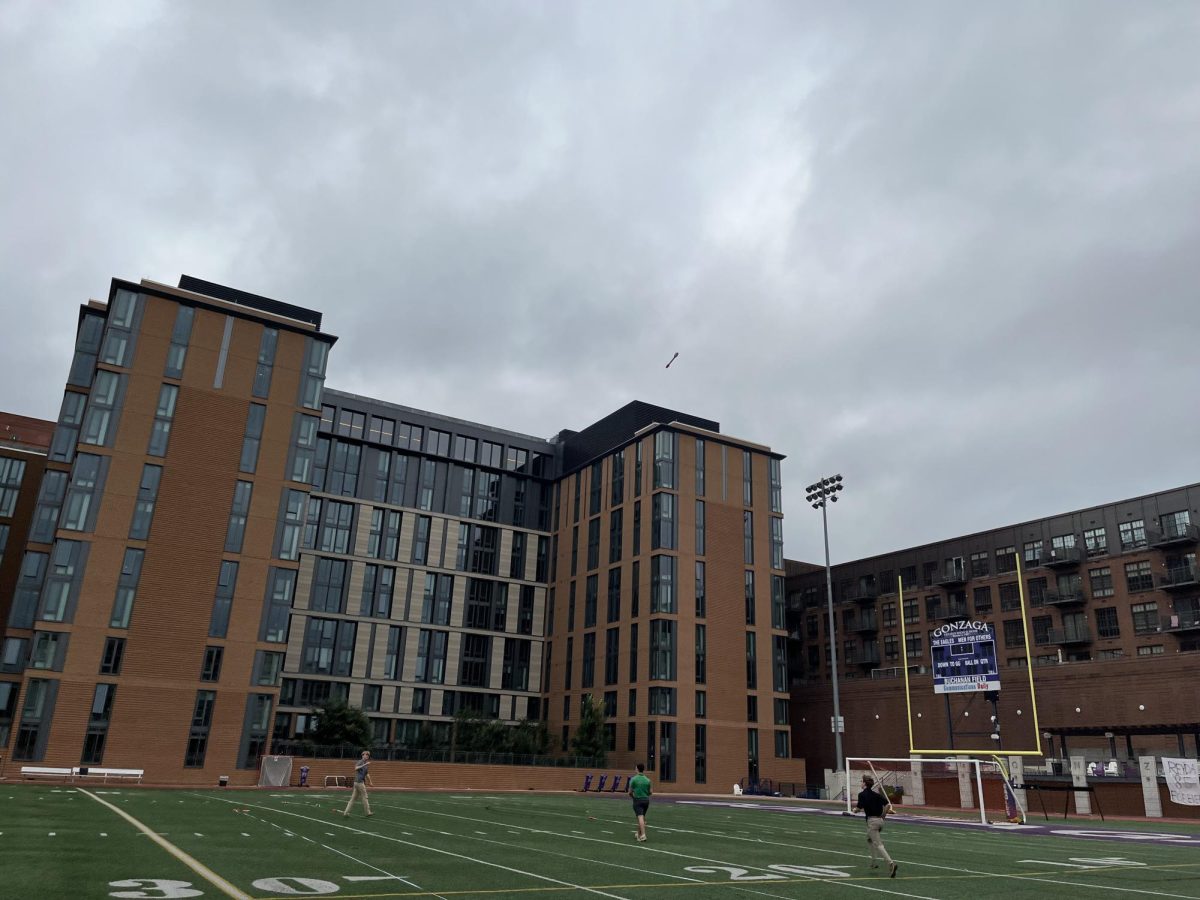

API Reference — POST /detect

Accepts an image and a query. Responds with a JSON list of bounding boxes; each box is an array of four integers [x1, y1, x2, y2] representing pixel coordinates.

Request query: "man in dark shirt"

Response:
[[852, 775, 897, 877]]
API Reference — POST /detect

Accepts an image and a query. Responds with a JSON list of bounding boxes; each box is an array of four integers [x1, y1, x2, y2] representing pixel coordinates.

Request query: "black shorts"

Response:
[[632, 799, 650, 817]]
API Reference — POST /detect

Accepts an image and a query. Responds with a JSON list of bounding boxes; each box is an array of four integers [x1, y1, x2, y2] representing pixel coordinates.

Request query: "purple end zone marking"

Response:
[[668, 799, 1200, 847]]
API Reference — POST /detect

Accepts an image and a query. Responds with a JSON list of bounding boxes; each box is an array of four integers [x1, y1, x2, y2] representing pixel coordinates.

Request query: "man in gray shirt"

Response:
[[342, 750, 373, 817]]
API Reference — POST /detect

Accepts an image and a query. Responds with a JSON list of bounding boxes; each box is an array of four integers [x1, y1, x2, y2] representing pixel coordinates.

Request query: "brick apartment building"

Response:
[[0, 275, 803, 791], [787, 486, 1200, 774]]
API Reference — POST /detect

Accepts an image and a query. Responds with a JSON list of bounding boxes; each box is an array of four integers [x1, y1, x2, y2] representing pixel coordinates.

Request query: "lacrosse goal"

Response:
[[844, 756, 1026, 825]]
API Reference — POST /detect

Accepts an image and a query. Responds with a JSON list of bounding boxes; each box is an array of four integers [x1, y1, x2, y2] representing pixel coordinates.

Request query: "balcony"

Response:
[[1164, 604, 1200, 634], [1044, 546, 1082, 568], [1158, 565, 1200, 591], [1048, 626, 1092, 645], [935, 569, 969, 588], [931, 601, 970, 621], [1148, 523, 1200, 549], [1043, 589, 1087, 607], [852, 646, 881, 667], [849, 614, 879, 634], [844, 586, 879, 605]]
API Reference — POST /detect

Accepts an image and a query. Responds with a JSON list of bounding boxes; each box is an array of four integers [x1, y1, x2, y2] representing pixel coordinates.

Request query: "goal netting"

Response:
[[845, 756, 1026, 825], [258, 755, 294, 787]]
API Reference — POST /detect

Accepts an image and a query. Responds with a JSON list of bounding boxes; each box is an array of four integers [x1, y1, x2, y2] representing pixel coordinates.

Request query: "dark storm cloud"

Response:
[[3, 1, 1199, 562]]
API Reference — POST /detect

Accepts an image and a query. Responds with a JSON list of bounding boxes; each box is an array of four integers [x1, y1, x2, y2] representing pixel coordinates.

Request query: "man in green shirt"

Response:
[[628, 763, 652, 842]]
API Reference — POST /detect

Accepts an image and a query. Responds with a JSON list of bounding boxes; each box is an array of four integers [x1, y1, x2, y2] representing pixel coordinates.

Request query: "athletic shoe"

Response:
[[636, 835, 647, 842], [889, 863, 898, 878]]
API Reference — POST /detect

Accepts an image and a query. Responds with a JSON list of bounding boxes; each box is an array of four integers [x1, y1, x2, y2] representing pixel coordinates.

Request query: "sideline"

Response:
[[78, 787, 251, 900]]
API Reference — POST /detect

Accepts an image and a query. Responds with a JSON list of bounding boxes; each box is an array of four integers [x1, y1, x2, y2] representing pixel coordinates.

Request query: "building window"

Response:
[[1160, 510, 1192, 540], [995, 546, 1016, 574], [82, 683, 117, 766], [301, 618, 356, 676], [881, 602, 896, 627], [905, 633, 922, 659], [651, 555, 676, 613], [695, 562, 706, 618], [903, 598, 919, 624], [769, 517, 784, 570], [260, 568, 295, 642], [1089, 566, 1114, 598], [611, 449, 625, 505], [40, 539, 86, 623], [184, 690, 216, 767], [298, 338, 329, 410], [1083, 527, 1107, 557], [1120, 519, 1147, 550], [310, 558, 347, 614], [999, 582, 1021, 611], [0, 460, 24, 518], [744, 571, 756, 625], [1095, 607, 1120, 639], [210, 561, 239, 637], [200, 646, 223, 682], [743, 511, 754, 565], [361, 564, 395, 618], [973, 586, 992, 613], [768, 458, 781, 513], [1137, 644, 1164, 657], [61, 453, 106, 533], [147, 384, 179, 457], [742, 451, 753, 506], [225, 481, 254, 553], [745, 631, 757, 689], [1027, 577, 1048, 606], [252, 327, 278, 398], [649, 620, 675, 680], [695, 440, 705, 497], [411, 516, 431, 565], [653, 431, 676, 489], [1131, 602, 1159, 634], [651, 492, 676, 551], [165, 305, 195, 379], [1023, 540, 1042, 567], [695, 500, 705, 556], [606, 568, 622, 623], [1003, 619, 1024, 649], [99, 637, 125, 675], [1125, 561, 1153, 593], [970, 552, 989, 578], [129, 465, 162, 542], [240, 404, 267, 474], [460, 634, 491, 688], [883, 634, 899, 661], [289, 414, 320, 485], [110, 548, 144, 628]]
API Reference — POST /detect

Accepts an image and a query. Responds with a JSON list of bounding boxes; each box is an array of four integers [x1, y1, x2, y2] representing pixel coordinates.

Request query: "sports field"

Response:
[[2, 785, 1199, 899]]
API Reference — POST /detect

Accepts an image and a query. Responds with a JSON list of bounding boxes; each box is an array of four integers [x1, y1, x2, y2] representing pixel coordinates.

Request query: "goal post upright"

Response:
[[902, 557, 1046, 757]]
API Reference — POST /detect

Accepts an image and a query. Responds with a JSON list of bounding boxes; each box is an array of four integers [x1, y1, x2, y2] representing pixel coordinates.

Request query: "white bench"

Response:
[[324, 775, 347, 788], [75, 767, 144, 783], [20, 766, 74, 780]]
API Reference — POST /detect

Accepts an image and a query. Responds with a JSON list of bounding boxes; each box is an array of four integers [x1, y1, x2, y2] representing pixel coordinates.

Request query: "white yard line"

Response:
[[78, 789, 250, 900], [198, 794, 632, 900]]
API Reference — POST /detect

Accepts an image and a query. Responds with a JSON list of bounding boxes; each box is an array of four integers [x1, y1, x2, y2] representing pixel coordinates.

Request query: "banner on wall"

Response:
[[1163, 757, 1200, 806]]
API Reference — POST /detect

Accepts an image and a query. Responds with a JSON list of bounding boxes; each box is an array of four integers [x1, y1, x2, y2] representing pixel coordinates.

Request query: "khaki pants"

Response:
[[866, 817, 893, 865], [343, 780, 371, 816]]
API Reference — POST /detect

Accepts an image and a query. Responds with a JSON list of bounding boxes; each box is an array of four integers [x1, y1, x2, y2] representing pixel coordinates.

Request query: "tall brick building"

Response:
[[787, 485, 1200, 774], [0, 275, 803, 791]]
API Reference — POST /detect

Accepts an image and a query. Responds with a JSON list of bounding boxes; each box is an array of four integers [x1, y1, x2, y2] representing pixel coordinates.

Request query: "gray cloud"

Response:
[[3, 0, 1199, 563]]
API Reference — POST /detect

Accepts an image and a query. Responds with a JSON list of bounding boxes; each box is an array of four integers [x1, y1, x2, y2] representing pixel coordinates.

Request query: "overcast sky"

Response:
[[3, 1, 1199, 564]]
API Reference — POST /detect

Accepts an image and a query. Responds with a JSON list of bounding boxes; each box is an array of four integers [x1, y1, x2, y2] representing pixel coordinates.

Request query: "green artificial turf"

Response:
[[1, 784, 1199, 899]]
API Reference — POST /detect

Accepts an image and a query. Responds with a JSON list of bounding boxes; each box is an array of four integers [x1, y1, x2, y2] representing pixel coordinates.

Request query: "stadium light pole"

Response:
[[807, 474, 845, 774]]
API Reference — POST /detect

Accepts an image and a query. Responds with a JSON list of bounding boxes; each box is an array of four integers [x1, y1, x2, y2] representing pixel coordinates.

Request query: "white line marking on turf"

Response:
[[197, 794, 631, 899], [78, 789, 250, 900], [319, 839, 434, 898]]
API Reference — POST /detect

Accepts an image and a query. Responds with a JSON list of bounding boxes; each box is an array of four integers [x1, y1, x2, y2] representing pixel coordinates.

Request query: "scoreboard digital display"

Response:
[[930, 620, 1000, 694]]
